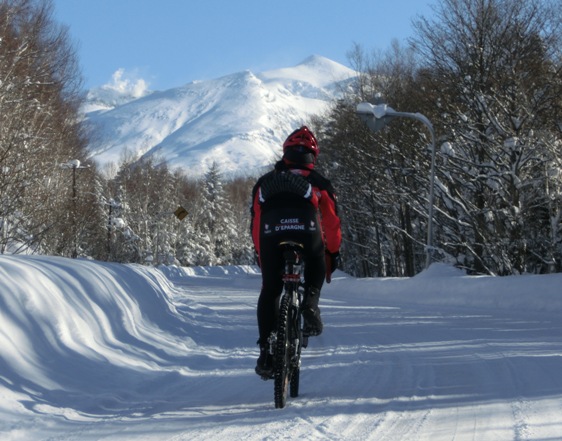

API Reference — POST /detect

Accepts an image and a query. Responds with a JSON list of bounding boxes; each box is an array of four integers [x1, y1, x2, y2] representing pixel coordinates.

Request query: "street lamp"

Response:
[[60, 159, 89, 258], [60, 159, 89, 199], [106, 198, 123, 259], [356, 100, 437, 268]]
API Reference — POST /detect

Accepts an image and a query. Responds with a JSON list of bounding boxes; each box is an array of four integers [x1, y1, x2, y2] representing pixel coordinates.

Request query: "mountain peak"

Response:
[[298, 54, 342, 67], [258, 55, 355, 90]]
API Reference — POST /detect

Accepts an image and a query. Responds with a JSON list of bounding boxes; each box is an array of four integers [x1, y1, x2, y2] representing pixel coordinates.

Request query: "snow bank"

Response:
[[328, 262, 562, 313]]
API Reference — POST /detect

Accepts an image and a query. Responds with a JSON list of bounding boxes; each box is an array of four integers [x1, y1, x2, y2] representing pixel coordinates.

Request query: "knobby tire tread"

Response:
[[274, 291, 291, 408], [290, 305, 301, 398]]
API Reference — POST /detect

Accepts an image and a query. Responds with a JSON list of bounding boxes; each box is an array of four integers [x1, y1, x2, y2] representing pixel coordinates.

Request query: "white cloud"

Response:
[[102, 68, 149, 98]]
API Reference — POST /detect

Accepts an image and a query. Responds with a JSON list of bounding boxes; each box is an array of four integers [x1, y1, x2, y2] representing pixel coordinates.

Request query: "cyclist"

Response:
[[250, 126, 341, 378]]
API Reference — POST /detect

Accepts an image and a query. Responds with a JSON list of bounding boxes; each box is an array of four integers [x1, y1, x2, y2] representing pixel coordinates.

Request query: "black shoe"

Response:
[[302, 307, 323, 336], [255, 344, 273, 380]]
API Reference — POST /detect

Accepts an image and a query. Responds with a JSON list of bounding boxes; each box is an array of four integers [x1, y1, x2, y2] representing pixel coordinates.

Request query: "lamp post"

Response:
[[106, 199, 123, 260], [60, 159, 89, 258], [356, 101, 437, 268]]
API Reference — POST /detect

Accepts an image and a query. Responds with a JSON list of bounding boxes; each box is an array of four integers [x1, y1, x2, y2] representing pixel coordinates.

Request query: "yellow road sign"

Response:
[[174, 206, 188, 221]]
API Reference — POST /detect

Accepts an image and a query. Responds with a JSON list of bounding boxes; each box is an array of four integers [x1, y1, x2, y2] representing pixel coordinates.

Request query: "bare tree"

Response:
[[317, 42, 429, 276], [0, 0, 99, 256]]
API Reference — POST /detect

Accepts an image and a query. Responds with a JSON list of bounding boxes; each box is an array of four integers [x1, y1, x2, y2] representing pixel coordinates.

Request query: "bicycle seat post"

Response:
[[280, 241, 304, 284]]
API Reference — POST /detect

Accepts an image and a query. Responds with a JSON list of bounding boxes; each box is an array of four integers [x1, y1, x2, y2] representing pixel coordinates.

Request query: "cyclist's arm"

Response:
[[250, 183, 262, 258], [319, 189, 341, 254]]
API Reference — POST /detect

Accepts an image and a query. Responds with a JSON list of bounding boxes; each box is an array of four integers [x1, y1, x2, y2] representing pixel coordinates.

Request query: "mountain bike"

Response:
[[267, 240, 308, 409]]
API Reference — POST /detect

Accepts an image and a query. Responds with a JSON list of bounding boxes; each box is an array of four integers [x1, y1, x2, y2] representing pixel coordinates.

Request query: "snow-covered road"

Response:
[[1, 256, 561, 440]]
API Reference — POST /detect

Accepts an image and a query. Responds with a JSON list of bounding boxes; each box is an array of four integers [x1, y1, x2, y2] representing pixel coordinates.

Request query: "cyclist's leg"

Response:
[[302, 225, 326, 336], [257, 206, 301, 344], [256, 236, 283, 376]]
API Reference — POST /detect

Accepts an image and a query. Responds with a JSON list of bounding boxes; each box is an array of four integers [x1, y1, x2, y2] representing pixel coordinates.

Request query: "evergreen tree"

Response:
[[195, 162, 237, 265]]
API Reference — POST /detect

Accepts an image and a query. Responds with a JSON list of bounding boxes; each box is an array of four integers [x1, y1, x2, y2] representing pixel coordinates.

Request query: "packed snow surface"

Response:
[[1, 255, 562, 440]]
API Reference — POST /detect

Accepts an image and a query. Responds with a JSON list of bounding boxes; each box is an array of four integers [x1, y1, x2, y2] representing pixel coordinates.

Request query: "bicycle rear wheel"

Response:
[[274, 292, 291, 408]]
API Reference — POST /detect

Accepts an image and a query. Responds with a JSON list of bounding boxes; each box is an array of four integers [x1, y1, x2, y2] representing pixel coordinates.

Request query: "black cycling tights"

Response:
[[256, 231, 325, 344]]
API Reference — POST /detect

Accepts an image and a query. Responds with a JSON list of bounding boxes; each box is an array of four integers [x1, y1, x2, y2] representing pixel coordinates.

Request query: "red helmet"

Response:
[[282, 126, 319, 162]]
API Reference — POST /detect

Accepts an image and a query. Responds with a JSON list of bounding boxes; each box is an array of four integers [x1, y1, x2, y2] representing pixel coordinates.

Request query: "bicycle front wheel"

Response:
[[274, 291, 291, 408], [289, 307, 302, 398]]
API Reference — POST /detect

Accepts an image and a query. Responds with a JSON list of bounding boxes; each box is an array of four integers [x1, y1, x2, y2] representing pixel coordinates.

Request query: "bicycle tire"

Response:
[[290, 365, 300, 398], [289, 303, 302, 398], [274, 291, 291, 409]]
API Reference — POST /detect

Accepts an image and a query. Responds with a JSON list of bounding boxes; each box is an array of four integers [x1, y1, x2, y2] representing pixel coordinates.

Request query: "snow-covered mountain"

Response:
[[83, 55, 357, 177]]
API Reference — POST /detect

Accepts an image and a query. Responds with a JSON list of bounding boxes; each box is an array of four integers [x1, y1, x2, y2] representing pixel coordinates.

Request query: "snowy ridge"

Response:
[[1, 255, 562, 439], [84, 55, 357, 176]]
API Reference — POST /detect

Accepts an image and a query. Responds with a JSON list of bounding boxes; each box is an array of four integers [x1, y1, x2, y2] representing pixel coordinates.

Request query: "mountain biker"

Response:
[[250, 126, 341, 378]]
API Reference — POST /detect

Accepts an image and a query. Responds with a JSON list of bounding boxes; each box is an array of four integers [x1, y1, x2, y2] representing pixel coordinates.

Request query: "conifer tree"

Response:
[[195, 162, 237, 265]]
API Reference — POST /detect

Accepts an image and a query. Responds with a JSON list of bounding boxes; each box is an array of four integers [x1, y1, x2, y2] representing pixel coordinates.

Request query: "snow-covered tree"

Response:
[[0, 0, 98, 257], [412, 0, 562, 273], [191, 162, 237, 265], [318, 0, 562, 276], [317, 43, 430, 277]]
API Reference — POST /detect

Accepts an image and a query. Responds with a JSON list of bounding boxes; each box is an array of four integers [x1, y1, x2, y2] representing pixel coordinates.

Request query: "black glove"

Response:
[[327, 251, 340, 274]]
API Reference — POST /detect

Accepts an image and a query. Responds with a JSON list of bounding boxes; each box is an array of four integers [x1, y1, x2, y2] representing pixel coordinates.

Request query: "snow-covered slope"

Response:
[[84, 55, 356, 176]]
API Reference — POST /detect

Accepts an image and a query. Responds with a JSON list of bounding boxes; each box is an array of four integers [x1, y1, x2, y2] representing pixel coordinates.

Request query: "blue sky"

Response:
[[53, 0, 435, 91]]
